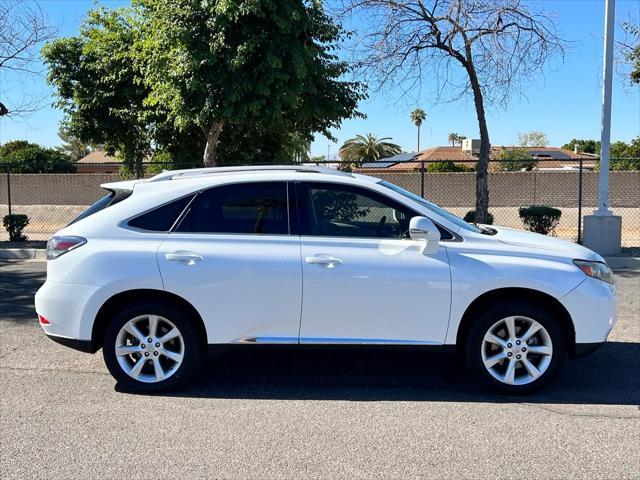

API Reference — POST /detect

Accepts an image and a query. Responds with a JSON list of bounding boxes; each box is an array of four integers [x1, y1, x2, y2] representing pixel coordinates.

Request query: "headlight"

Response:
[[573, 260, 614, 284]]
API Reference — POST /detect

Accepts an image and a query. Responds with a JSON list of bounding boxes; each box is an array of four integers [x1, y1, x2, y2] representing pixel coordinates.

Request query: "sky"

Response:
[[1, 0, 639, 159]]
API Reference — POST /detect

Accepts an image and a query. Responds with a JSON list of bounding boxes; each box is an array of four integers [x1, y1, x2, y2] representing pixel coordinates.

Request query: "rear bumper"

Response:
[[35, 280, 112, 344], [45, 334, 95, 353]]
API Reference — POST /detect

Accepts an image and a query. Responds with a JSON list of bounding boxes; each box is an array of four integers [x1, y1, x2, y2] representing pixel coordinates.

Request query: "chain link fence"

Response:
[[1, 159, 638, 246]]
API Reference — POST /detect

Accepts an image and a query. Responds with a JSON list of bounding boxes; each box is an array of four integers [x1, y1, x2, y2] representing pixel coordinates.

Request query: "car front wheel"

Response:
[[102, 301, 201, 392], [465, 300, 566, 394]]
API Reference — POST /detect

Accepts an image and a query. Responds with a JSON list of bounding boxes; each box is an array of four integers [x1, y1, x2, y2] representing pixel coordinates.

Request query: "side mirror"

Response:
[[409, 216, 441, 254]]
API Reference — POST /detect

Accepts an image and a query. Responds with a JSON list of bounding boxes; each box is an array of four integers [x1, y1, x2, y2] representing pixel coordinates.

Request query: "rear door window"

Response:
[[175, 182, 289, 235]]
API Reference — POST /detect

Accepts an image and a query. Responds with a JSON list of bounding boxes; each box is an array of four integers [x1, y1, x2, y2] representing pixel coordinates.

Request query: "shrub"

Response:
[[0, 140, 76, 173], [3, 214, 29, 241], [518, 205, 562, 235], [463, 210, 494, 225], [498, 148, 538, 171], [425, 161, 474, 172]]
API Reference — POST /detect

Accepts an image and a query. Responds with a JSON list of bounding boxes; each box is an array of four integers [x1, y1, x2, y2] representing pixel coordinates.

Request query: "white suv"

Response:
[[35, 166, 617, 393]]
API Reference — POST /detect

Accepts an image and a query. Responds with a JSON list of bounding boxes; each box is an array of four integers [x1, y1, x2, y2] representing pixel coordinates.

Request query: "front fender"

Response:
[[444, 250, 585, 344]]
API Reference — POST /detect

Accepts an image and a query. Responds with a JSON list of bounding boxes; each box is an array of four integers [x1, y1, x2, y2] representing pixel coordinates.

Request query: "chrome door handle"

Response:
[[165, 251, 203, 265], [305, 255, 343, 267]]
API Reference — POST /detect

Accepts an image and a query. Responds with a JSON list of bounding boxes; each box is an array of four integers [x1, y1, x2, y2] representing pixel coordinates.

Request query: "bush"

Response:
[[518, 205, 562, 235], [3, 214, 29, 241], [0, 140, 76, 173], [425, 161, 474, 172], [498, 148, 538, 171], [463, 210, 494, 225]]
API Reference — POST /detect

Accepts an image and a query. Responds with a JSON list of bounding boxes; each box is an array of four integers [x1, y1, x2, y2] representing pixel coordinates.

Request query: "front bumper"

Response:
[[35, 280, 113, 347], [561, 276, 618, 344], [572, 342, 605, 357]]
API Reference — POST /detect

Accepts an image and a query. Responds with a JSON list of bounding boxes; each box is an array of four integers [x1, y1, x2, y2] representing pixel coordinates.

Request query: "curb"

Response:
[[0, 249, 46, 260]]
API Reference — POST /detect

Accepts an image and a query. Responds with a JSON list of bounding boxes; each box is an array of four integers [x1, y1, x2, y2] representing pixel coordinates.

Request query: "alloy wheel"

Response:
[[115, 314, 185, 383], [481, 316, 553, 386]]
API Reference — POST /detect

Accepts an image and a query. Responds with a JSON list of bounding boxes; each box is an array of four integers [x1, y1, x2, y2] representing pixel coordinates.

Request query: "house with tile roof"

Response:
[[358, 143, 597, 172]]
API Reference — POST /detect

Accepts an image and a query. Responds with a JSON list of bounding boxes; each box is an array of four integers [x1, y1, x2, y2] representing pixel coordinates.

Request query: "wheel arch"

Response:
[[91, 289, 207, 352], [455, 287, 576, 354]]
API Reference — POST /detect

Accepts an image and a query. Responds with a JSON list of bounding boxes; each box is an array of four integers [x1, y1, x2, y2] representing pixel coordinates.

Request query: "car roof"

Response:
[[102, 165, 381, 193]]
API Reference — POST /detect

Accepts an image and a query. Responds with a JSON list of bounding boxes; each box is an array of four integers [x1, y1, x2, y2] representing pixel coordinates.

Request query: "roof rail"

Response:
[[145, 165, 352, 182]]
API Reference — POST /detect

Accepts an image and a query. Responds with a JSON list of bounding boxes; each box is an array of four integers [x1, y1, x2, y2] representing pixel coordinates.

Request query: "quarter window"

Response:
[[176, 182, 289, 235], [128, 194, 195, 232]]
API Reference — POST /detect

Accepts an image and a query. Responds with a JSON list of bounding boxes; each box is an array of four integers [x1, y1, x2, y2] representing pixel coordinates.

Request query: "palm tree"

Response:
[[448, 133, 467, 146], [339, 134, 402, 167], [410, 108, 427, 152]]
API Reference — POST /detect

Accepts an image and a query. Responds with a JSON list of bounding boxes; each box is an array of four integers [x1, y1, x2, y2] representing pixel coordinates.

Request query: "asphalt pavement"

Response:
[[1, 260, 639, 479]]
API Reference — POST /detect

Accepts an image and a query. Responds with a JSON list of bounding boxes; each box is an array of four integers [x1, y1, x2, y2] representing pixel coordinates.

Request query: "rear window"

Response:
[[68, 189, 132, 226], [128, 195, 195, 232]]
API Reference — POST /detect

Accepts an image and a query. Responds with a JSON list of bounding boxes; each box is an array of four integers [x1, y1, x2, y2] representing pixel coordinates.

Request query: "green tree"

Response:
[[610, 137, 640, 171], [56, 124, 93, 161], [138, 0, 365, 166], [561, 139, 600, 154], [0, 140, 76, 173], [447, 133, 466, 146], [43, 8, 152, 173], [43, 1, 365, 170], [410, 108, 426, 151], [339, 134, 401, 166], [425, 161, 473, 172], [498, 148, 538, 171]]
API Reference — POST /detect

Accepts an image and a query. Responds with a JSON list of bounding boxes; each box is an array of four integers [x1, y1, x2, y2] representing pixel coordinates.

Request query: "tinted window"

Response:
[[69, 189, 132, 226], [128, 195, 194, 232], [300, 183, 453, 240], [176, 182, 288, 235], [299, 183, 415, 239]]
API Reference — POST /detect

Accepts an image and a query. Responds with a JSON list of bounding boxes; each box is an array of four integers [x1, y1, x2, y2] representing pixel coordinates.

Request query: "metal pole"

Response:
[[597, 0, 615, 214], [6, 168, 11, 216], [420, 161, 425, 198], [577, 157, 583, 243]]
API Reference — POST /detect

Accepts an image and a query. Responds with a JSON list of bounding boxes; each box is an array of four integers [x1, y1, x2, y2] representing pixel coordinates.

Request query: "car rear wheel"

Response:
[[103, 301, 201, 392], [465, 300, 565, 394]]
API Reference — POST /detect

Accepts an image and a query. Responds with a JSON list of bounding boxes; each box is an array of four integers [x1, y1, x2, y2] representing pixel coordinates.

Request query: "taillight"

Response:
[[38, 314, 50, 325], [46, 236, 87, 260]]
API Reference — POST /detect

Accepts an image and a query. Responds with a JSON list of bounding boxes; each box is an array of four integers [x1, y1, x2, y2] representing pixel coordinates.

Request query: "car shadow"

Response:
[[0, 265, 46, 321], [150, 342, 640, 406]]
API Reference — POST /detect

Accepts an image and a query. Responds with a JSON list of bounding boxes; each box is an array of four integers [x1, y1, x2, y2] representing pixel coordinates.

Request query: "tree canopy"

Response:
[[0, 140, 76, 173], [518, 131, 548, 147], [498, 148, 538, 172], [339, 134, 401, 166], [410, 108, 426, 151], [43, 0, 366, 169]]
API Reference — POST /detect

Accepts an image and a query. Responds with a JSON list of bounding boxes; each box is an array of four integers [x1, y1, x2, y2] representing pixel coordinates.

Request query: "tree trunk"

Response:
[[203, 121, 224, 167], [466, 64, 490, 224], [417, 124, 420, 152]]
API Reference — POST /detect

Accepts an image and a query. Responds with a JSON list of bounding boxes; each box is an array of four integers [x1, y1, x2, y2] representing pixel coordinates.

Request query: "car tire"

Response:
[[102, 301, 201, 393], [465, 299, 566, 394]]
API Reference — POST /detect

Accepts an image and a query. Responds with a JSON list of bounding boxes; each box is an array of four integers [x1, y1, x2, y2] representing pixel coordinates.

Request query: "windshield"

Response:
[[379, 180, 482, 233]]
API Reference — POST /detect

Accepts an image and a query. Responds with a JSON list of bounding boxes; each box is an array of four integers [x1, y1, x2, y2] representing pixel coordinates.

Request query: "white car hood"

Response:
[[493, 226, 604, 262]]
